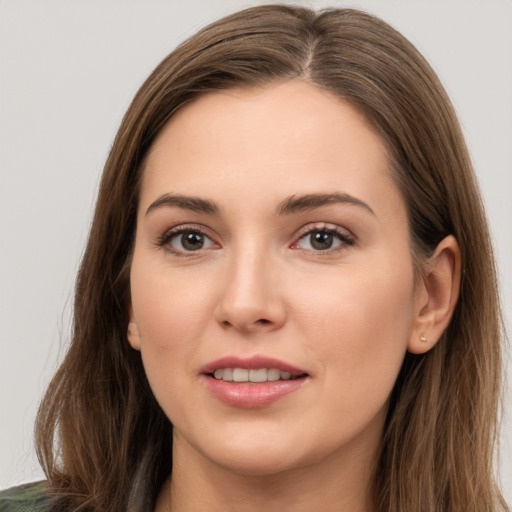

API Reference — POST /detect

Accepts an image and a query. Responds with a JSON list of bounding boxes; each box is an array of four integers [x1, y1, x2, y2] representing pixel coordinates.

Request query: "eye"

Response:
[[158, 227, 217, 255], [172, 231, 213, 251], [292, 225, 354, 252]]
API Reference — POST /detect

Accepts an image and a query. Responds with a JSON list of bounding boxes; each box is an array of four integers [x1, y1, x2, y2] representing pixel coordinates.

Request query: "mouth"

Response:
[[201, 355, 309, 408], [201, 354, 308, 381], [210, 367, 306, 383]]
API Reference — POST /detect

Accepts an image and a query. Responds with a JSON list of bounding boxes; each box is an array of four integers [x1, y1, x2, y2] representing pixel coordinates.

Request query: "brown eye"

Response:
[[310, 231, 334, 250], [169, 230, 214, 252], [294, 227, 353, 252], [180, 232, 205, 251]]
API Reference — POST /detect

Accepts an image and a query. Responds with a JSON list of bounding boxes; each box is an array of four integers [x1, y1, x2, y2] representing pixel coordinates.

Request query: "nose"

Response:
[[214, 248, 286, 334]]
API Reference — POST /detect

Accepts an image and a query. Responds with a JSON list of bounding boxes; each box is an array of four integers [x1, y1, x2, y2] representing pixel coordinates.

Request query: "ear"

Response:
[[408, 235, 461, 354], [127, 304, 141, 351]]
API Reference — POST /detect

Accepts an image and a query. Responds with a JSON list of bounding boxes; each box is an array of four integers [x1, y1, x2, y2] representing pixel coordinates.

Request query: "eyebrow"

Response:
[[277, 193, 375, 216], [146, 194, 219, 216], [145, 192, 375, 217]]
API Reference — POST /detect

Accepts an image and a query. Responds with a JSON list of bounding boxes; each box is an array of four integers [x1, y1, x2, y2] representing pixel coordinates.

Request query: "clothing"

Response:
[[0, 482, 50, 512]]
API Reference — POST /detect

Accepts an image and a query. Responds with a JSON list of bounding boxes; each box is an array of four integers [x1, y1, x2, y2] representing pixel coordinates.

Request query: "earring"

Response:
[[420, 335, 428, 343]]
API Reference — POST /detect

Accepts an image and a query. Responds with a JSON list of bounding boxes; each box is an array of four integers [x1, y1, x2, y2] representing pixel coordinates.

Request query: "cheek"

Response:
[[296, 261, 414, 339], [293, 259, 414, 411], [130, 252, 213, 345], [129, 268, 213, 424], [128, 253, 217, 403]]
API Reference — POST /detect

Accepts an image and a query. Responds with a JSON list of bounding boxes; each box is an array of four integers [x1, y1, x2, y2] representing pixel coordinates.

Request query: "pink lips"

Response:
[[201, 355, 308, 409]]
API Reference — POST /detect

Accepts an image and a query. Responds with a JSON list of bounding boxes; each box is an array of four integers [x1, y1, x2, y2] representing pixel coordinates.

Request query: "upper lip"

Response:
[[201, 355, 307, 376]]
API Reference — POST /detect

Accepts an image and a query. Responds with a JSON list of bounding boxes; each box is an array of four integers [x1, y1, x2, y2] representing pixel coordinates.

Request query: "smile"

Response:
[[202, 355, 309, 408], [212, 368, 302, 382]]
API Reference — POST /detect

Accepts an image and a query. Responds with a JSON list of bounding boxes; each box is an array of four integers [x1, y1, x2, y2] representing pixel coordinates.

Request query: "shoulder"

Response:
[[0, 482, 51, 512]]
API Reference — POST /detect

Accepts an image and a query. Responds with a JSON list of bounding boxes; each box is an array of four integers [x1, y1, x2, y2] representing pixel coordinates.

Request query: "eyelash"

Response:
[[291, 224, 355, 254], [156, 223, 355, 257], [156, 225, 216, 257]]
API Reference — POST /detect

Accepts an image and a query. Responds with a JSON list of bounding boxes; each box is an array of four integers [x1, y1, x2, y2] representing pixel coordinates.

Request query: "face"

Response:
[[128, 81, 422, 477]]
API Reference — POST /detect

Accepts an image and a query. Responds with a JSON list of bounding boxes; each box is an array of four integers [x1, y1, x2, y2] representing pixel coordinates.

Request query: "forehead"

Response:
[[140, 80, 402, 220]]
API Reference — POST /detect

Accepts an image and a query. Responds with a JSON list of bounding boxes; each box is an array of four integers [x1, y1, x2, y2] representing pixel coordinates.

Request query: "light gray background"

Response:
[[1, 0, 511, 500]]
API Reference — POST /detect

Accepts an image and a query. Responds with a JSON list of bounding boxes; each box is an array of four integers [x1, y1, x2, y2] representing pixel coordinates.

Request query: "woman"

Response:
[[0, 4, 508, 512]]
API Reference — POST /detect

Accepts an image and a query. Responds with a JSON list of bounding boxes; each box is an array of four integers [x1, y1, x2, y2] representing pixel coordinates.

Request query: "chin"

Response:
[[208, 447, 309, 478], [175, 425, 314, 477], [190, 425, 350, 479]]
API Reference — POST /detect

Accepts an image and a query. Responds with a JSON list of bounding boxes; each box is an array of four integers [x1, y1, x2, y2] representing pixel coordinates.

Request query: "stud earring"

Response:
[[420, 335, 428, 343]]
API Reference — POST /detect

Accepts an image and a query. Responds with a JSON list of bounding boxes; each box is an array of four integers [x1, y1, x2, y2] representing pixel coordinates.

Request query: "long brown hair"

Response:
[[35, 5, 507, 511]]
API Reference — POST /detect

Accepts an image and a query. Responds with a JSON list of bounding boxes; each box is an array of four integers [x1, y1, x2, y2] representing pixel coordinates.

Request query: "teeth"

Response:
[[222, 368, 233, 382], [267, 368, 280, 381], [233, 368, 249, 382], [249, 368, 268, 382], [212, 368, 299, 383]]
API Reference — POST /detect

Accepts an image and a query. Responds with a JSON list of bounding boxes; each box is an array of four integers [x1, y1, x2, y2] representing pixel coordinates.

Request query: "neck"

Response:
[[156, 426, 381, 512]]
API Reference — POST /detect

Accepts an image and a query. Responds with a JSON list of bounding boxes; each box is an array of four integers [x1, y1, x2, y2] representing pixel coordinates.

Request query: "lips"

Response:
[[201, 355, 309, 408]]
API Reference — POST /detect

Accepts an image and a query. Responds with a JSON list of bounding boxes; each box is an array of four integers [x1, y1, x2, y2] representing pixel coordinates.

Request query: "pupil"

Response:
[[311, 231, 333, 250], [182, 232, 204, 251]]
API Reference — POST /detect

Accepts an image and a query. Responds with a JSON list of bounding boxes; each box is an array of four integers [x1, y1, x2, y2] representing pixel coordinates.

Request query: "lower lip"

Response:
[[202, 375, 307, 409]]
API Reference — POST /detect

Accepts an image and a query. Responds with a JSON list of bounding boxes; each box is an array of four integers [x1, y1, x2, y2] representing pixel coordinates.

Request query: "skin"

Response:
[[127, 80, 460, 512]]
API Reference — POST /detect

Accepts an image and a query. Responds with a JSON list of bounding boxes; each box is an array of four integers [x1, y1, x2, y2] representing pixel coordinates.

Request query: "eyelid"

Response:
[[156, 223, 220, 256], [290, 222, 355, 251], [154, 221, 354, 256]]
